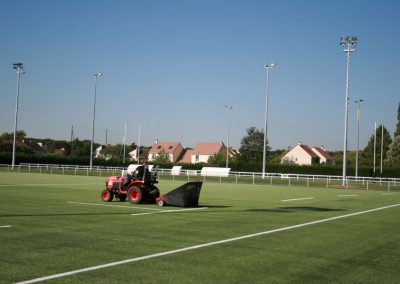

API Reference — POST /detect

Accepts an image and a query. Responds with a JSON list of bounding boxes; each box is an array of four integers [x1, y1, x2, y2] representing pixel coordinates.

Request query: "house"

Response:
[[311, 147, 333, 165], [148, 141, 184, 163], [281, 143, 320, 165], [191, 142, 226, 164], [129, 147, 150, 163], [177, 148, 194, 164]]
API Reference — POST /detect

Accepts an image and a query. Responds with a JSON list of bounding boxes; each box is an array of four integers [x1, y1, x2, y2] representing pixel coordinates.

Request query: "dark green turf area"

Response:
[[1, 172, 400, 283]]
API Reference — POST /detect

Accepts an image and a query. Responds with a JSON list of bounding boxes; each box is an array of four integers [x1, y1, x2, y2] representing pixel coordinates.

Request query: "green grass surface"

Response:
[[1, 172, 400, 283]]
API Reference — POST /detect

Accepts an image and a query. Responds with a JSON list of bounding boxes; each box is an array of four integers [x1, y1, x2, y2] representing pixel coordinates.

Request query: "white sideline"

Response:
[[68, 201, 162, 211], [15, 203, 400, 284], [281, 197, 314, 202], [0, 225, 11, 228], [338, 194, 358, 197]]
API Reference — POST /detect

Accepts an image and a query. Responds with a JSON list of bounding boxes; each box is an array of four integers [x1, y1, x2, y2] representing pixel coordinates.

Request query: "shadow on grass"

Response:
[[248, 207, 346, 213]]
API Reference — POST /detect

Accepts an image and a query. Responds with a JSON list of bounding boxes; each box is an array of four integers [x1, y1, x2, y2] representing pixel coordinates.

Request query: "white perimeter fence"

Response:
[[1, 163, 400, 191]]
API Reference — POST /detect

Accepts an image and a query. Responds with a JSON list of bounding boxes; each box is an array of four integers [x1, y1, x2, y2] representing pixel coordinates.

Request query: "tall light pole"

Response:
[[225, 105, 233, 168], [90, 73, 102, 170], [262, 63, 276, 179], [12, 63, 25, 170], [340, 36, 357, 186], [354, 99, 363, 179]]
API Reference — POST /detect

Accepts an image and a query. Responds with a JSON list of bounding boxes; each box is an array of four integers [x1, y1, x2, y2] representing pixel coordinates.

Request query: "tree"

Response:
[[395, 102, 400, 137], [0, 130, 26, 141], [100, 144, 134, 160], [385, 135, 400, 167], [361, 124, 392, 167], [152, 150, 171, 164], [208, 152, 225, 166], [69, 139, 92, 158], [238, 127, 270, 164]]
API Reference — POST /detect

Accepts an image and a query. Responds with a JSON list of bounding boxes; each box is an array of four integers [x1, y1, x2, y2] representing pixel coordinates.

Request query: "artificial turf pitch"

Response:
[[1, 172, 400, 283]]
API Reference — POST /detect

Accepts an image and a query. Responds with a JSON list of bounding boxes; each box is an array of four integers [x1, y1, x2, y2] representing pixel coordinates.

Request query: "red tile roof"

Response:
[[177, 149, 193, 164], [193, 142, 225, 155], [312, 147, 333, 160], [299, 144, 319, 158], [149, 142, 181, 154]]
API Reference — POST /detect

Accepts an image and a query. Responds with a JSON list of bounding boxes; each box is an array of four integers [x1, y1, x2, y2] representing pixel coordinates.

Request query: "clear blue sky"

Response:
[[1, 0, 399, 151]]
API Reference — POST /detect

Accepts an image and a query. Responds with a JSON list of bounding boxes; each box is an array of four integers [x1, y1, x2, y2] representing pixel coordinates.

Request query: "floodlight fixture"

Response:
[[264, 63, 276, 69]]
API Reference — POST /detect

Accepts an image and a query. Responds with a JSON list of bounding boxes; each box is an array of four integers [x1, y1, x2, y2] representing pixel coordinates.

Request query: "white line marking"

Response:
[[281, 197, 314, 202], [16, 203, 400, 284], [0, 225, 12, 228], [338, 194, 358, 197], [131, 207, 208, 216], [67, 202, 162, 211]]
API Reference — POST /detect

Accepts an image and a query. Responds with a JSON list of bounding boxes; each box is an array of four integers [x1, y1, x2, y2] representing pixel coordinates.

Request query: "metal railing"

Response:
[[1, 163, 399, 192]]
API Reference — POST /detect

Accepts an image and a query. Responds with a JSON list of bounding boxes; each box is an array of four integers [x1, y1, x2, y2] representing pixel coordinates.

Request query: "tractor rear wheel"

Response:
[[128, 186, 143, 204], [101, 189, 114, 202]]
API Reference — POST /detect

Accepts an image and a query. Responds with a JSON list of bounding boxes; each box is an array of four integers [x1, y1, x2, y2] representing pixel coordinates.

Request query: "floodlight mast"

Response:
[[354, 99, 363, 179], [90, 73, 102, 171], [262, 63, 276, 179], [225, 105, 233, 168], [11, 63, 25, 170], [340, 36, 357, 186]]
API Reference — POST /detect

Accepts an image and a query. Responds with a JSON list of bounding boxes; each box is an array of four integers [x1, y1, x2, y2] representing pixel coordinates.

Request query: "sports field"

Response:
[[1, 172, 400, 283]]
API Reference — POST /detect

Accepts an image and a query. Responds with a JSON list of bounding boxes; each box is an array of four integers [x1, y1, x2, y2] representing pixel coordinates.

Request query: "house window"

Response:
[[195, 155, 199, 163]]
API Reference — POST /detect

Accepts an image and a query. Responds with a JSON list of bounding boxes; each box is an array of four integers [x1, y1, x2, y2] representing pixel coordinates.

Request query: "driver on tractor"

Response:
[[132, 161, 150, 182], [131, 162, 158, 196]]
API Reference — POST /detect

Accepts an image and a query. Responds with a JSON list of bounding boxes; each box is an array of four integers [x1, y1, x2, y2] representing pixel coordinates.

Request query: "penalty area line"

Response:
[[16, 203, 400, 284]]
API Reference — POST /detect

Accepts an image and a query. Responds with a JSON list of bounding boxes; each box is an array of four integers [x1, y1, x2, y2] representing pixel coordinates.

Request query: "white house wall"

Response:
[[282, 145, 312, 165]]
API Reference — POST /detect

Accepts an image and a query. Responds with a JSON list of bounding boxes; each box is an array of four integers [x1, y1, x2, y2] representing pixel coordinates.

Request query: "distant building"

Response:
[[311, 147, 333, 165], [177, 148, 194, 164], [191, 142, 226, 164], [129, 147, 150, 163], [281, 144, 319, 165], [148, 141, 184, 163]]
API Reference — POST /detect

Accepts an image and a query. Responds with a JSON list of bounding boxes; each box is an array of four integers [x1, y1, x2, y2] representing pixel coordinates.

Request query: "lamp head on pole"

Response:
[[13, 63, 23, 69], [340, 36, 357, 47], [263, 63, 276, 69], [13, 63, 25, 73], [93, 73, 102, 79]]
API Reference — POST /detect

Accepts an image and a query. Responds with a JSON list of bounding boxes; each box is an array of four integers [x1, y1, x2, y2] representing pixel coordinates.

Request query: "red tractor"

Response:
[[101, 165, 160, 204]]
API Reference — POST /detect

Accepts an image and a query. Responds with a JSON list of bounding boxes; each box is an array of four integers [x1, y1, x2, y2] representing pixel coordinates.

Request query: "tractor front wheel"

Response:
[[128, 186, 143, 204], [101, 189, 114, 202]]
